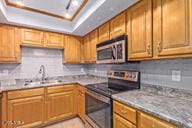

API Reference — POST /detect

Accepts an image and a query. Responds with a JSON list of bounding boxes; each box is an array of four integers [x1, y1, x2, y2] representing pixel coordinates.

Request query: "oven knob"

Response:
[[128, 74, 132, 78]]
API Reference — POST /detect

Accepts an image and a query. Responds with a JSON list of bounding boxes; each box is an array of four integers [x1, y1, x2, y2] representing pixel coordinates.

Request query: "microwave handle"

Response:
[[112, 45, 116, 60]]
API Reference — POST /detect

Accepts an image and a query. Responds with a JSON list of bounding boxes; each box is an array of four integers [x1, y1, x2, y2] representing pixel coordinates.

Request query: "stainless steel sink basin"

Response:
[[24, 80, 62, 86]]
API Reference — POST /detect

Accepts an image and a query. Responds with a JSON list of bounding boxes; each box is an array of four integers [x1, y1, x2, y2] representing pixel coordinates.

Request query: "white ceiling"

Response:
[[0, 0, 138, 36]]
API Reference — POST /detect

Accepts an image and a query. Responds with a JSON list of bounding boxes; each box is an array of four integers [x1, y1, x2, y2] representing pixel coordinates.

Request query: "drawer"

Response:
[[8, 88, 44, 100], [138, 112, 178, 128], [113, 101, 137, 124], [47, 84, 74, 94], [114, 113, 136, 128]]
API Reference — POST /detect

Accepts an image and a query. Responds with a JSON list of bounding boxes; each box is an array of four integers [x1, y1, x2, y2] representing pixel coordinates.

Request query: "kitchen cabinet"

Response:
[[98, 22, 110, 43], [138, 112, 178, 128], [153, 0, 192, 59], [21, 28, 64, 48], [127, 0, 153, 60], [114, 114, 136, 128], [0, 25, 20, 63], [45, 32, 64, 48], [21, 28, 44, 47], [83, 34, 91, 63], [77, 85, 85, 122], [7, 88, 45, 128], [110, 12, 126, 39], [47, 85, 76, 122], [64, 35, 82, 63], [89, 29, 98, 62]]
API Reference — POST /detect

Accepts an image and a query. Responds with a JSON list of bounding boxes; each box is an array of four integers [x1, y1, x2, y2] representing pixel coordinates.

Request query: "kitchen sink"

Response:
[[24, 80, 62, 86]]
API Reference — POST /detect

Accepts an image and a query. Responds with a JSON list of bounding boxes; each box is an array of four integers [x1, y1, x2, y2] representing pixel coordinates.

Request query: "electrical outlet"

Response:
[[172, 70, 181, 82], [94, 69, 97, 73], [81, 68, 84, 73]]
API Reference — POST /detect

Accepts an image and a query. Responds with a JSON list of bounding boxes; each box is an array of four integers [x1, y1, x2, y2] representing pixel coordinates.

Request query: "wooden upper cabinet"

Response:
[[83, 34, 91, 62], [89, 29, 98, 62], [45, 32, 64, 48], [153, 0, 192, 59], [98, 22, 110, 43], [21, 28, 44, 46], [64, 36, 82, 63], [127, 0, 153, 60], [110, 12, 126, 39], [8, 95, 44, 128], [0, 25, 20, 63]]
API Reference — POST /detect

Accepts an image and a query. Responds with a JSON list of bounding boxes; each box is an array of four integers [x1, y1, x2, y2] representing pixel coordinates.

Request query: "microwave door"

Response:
[[97, 45, 115, 63]]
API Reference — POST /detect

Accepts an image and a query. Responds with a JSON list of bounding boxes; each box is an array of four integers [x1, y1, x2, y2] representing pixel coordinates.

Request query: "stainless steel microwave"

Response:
[[96, 35, 127, 64]]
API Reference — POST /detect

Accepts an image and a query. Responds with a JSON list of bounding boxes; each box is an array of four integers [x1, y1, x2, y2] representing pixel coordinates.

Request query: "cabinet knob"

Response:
[[147, 44, 151, 56]]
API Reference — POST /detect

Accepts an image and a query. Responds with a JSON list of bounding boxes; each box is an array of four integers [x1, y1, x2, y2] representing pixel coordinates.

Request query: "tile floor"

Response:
[[44, 118, 85, 128]]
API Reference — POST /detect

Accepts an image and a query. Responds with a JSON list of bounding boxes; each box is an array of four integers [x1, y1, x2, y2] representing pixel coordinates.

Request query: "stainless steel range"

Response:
[[85, 70, 140, 128]]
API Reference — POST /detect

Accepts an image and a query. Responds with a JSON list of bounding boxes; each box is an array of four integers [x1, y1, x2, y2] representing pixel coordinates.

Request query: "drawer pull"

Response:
[[120, 109, 127, 114]]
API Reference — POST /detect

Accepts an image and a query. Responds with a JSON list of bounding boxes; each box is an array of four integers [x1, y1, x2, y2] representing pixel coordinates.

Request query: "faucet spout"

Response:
[[39, 65, 46, 83]]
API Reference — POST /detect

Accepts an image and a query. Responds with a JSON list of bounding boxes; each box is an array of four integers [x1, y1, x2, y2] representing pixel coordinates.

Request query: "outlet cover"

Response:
[[172, 70, 181, 82], [81, 68, 84, 73]]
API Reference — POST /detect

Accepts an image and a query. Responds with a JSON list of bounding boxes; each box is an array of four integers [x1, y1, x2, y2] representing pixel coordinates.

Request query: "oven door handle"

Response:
[[86, 90, 110, 104]]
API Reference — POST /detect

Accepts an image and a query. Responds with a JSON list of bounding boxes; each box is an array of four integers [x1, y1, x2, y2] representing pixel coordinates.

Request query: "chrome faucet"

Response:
[[39, 65, 46, 83]]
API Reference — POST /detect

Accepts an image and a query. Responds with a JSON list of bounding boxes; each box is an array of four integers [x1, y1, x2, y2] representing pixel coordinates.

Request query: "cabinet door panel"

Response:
[[47, 91, 75, 122], [113, 113, 136, 128], [127, 0, 152, 60], [90, 30, 98, 62], [64, 36, 81, 63], [138, 112, 156, 128], [110, 12, 126, 38], [45, 32, 64, 48], [154, 0, 192, 58], [0, 26, 20, 62], [8, 96, 44, 128], [21, 28, 44, 46], [98, 22, 110, 43]]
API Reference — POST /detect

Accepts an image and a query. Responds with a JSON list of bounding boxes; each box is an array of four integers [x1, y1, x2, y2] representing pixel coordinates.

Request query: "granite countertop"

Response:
[[112, 84, 192, 128], [0, 75, 107, 92]]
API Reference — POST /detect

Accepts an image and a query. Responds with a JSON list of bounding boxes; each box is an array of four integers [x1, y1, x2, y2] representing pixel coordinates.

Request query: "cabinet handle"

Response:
[[41, 38, 44, 44], [157, 41, 162, 53], [120, 109, 127, 114], [147, 44, 151, 56]]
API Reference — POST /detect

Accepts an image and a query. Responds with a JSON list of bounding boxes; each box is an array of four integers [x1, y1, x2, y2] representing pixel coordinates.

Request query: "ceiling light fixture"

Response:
[[65, 13, 71, 18], [16, 0, 24, 6], [72, 0, 79, 6]]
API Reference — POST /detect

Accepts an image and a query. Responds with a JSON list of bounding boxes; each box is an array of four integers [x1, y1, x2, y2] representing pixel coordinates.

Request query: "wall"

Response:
[[0, 47, 86, 80], [85, 59, 192, 91]]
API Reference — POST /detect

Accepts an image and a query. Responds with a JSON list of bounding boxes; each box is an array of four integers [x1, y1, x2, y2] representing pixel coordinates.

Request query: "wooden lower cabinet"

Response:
[[7, 96, 45, 128], [47, 90, 76, 122], [77, 85, 85, 122], [113, 101, 178, 128], [113, 113, 136, 128]]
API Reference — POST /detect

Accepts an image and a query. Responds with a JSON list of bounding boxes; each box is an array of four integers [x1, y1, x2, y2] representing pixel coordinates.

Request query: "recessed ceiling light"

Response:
[[65, 13, 71, 18], [72, 0, 79, 6], [16, 0, 24, 6]]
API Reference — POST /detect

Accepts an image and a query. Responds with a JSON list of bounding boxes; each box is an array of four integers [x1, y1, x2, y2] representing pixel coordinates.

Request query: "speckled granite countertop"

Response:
[[112, 84, 192, 128], [0, 75, 107, 92]]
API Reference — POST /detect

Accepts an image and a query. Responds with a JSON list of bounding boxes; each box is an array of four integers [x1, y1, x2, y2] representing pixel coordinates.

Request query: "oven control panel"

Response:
[[107, 70, 139, 82]]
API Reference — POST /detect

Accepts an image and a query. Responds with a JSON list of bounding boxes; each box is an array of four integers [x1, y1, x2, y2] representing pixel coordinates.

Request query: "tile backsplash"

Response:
[[0, 47, 86, 80], [85, 59, 192, 91], [0, 47, 192, 91]]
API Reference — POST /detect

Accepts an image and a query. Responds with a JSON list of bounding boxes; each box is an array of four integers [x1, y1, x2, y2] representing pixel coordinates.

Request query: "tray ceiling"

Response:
[[0, 0, 139, 36], [5, 0, 88, 20]]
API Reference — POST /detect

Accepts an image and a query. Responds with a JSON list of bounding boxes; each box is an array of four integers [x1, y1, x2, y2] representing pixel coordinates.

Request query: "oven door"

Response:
[[85, 89, 111, 128], [96, 43, 116, 64]]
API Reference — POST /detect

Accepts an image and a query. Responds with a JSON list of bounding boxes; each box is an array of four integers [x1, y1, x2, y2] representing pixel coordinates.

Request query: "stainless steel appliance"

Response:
[[85, 70, 140, 128], [96, 35, 127, 64]]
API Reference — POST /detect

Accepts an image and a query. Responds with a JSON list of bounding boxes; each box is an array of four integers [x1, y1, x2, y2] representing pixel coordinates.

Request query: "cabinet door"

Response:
[[127, 0, 153, 60], [8, 96, 44, 128], [21, 28, 44, 46], [0, 25, 20, 63], [110, 12, 126, 39], [47, 91, 75, 122], [89, 29, 98, 63], [64, 36, 81, 63], [98, 22, 110, 43], [138, 112, 156, 128], [153, 0, 192, 59], [45, 32, 64, 48], [77, 86, 85, 122], [83, 35, 91, 62], [113, 113, 136, 128]]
